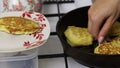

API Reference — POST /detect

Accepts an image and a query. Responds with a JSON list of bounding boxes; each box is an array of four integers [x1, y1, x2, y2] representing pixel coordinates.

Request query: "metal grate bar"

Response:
[[44, 0, 74, 4], [64, 51, 69, 68], [50, 32, 57, 35], [44, 13, 65, 17], [38, 53, 66, 59], [40, 0, 75, 68]]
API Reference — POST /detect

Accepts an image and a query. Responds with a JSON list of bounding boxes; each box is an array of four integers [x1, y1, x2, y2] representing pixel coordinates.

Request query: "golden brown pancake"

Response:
[[94, 37, 120, 55], [64, 26, 93, 47], [0, 17, 40, 34], [94, 21, 120, 55]]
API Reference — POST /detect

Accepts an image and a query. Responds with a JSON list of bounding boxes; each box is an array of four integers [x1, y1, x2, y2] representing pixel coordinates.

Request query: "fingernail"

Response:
[[98, 36, 104, 43]]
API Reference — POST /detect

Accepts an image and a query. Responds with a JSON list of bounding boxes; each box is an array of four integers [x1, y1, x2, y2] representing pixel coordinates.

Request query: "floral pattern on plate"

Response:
[[0, 11, 50, 53]]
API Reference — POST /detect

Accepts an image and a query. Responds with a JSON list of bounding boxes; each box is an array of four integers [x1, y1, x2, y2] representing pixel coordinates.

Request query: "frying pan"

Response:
[[56, 6, 120, 68]]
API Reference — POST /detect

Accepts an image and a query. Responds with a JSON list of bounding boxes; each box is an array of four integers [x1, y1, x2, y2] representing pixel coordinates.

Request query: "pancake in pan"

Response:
[[64, 26, 93, 47]]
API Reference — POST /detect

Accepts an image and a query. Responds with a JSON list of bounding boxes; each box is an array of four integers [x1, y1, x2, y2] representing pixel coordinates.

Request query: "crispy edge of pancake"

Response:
[[64, 26, 93, 47]]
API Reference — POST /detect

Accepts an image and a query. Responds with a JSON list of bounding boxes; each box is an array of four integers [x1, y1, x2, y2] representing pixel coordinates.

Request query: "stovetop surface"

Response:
[[38, 0, 92, 68]]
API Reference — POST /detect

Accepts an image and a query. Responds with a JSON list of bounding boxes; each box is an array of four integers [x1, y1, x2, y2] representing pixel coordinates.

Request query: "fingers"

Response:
[[98, 11, 120, 43], [88, 7, 105, 39], [98, 17, 113, 43], [88, 0, 120, 43]]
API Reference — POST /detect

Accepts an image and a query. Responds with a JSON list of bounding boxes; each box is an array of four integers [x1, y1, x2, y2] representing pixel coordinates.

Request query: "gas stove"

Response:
[[38, 0, 92, 68]]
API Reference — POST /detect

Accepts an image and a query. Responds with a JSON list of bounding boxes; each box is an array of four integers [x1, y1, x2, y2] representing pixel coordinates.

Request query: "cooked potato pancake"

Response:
[[94, 37, 120, 55], [109, 21, 120, 36], [94, 21, 120, 55], [0, 17, 40, 34], [64, 26, 93, 47]]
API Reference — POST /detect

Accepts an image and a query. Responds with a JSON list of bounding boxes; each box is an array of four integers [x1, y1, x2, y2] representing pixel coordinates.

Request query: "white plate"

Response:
[[0, 11, 50, 53]]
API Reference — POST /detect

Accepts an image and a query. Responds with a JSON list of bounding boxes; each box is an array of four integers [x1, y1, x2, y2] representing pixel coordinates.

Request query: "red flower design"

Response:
[[29, 40, 45, 48], [23, 40, 46, 48], [31, 31, 44, 40], [22, 12, 47, 41], [27, 0, 35, 4], [36, 34, 44, 40], [30, 23, 46, 40], [41, 24, 46, 27], [24, 41, 30, 47], [3, 0, 8, 7], [22, 12, 33, 18], [3, 0, 9, 11], [36, 14, 45, 22]]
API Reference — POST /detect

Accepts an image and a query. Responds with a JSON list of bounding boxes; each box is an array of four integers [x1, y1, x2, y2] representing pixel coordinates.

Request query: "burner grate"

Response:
[[44, 0, 74, 4], [39, 0, 120, 68], [38, 0, 75, 68]]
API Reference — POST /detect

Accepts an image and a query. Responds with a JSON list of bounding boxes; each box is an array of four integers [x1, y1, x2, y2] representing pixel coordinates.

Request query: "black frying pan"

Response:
[[56, 6, 120, 68]]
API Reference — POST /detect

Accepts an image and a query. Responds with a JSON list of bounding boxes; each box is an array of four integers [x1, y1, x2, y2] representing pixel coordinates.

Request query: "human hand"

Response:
[[88, 0, 120, 43]]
